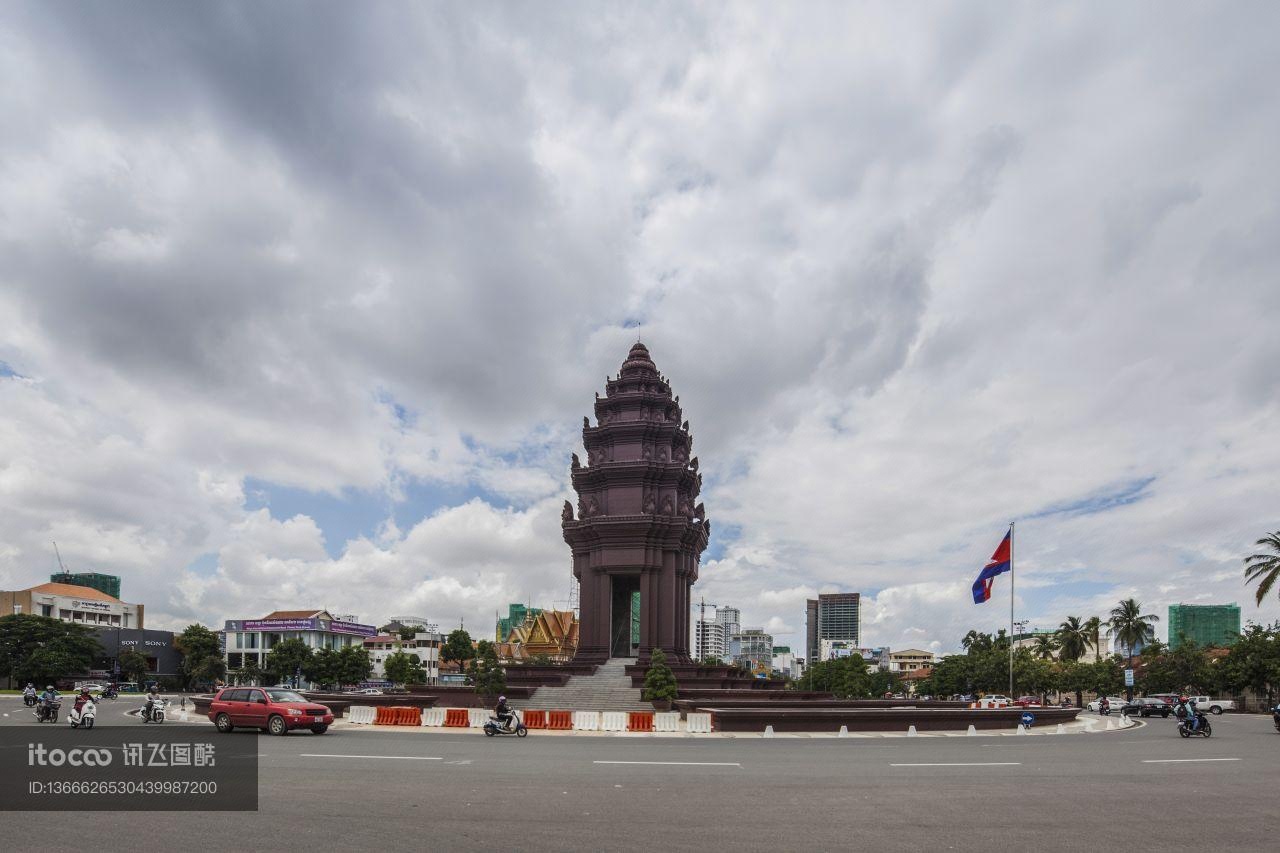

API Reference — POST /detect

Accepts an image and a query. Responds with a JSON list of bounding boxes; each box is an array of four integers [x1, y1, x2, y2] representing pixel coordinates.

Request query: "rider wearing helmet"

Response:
[[143, 684, 162, 720], [22, 683, 36, 700], [494, 694, 513, 730], [73, 688, 92, 716], [1174, 694, 1199, 731]]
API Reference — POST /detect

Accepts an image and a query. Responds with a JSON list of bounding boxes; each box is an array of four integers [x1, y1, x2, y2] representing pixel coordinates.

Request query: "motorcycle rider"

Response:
[[494, 695, 513, 731], [37, 685, 59, 719], [142, 685, 162, 721], [72, 688, 92, 721], [22, 683, 36, 703], [1099, 696, 1110, 715], [1174, 694, 1200, 731]]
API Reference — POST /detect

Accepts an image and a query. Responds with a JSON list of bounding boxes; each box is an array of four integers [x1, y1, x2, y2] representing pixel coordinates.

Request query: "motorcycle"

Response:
[[1177, 712, 1212, 738], [1099, 703, 1111, 716], [483, 710, 528, 738], [140, 698, 166, 724], [100, 688, 118, 701], [1271, 704, 1279, 733], [23, 692, 38, 707], [35, 699, 62, 723], [69, 697, 97, 729]]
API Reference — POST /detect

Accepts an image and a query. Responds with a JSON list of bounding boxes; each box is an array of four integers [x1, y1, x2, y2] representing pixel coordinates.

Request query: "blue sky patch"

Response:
[[1028, 477, 1156, 520]]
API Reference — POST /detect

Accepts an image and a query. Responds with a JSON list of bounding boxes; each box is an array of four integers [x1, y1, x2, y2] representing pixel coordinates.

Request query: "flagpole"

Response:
[[1008, 521, 1015, 698]]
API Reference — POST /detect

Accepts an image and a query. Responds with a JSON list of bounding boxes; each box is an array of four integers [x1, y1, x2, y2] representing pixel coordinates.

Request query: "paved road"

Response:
[[2, 697, 1277, 851]]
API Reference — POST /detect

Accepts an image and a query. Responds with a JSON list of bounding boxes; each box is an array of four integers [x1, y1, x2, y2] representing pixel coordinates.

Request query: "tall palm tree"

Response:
[[1032, 634, 1058, 660], [1244, 531, 1280, 605], [1056, 616, 1089, 662], [1109, 598, 1159, 697], [1082, 616, 1103, 662]]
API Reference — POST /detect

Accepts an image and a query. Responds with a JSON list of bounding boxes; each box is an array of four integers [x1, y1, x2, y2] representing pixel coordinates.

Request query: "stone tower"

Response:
[[562, 342, 710, 663]]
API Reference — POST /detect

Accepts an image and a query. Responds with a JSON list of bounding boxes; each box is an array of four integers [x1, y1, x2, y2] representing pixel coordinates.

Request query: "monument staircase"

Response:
[[516, 658, 652, 712]]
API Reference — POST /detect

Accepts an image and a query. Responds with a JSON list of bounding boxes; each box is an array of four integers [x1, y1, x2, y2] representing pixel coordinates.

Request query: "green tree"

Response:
[[1088, 655, 1125, 697], [1032, 634, 1059, 660], [384, 651, 426, 685], [471, 644, 507, 697], [1219, 622, 1280, 706], [441, 629, 474, 677], [1056, 616, 1090, 662], [642, 648, 679, 703], [1244, 532, 1280, 605], [303, 648, 341, 690], [1109, 598, 1158, 697], [1057, 659, 1091, 708], [1138, 639, 1212, 695], [174, 624, 226, 690], [1083, 616, 1104, 661], [117, 649, 150, 683], [264, 638, 313, 686], [336, 645, 373, 686], [0, 614, 102, 685]]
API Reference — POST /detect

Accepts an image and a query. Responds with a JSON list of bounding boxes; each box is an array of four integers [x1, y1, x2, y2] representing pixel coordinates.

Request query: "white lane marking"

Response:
[[1141, 758, 1241, 764], [299, 754, 443, 761], [891, 762, 1022, 767], [593, 760, 741, 767]]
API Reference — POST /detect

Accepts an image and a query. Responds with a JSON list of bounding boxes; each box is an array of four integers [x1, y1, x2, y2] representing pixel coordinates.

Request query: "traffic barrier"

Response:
[[444, 708, 469, 727], [838, 725, 849, 738], [907, 725, 918, 737], [686, 713, 712, 734], [524, 710, 548, 730], [1056, 723, 1066, 734], [572, 711, 600, 731], [468, 708, 490, 728], [654, 712, 680, 732], [763, 724, 774, 738], [601, 711, 627, 732], [348, 706, 375, 725], [1016, 724, 1028, 735], [400, 707, 420, 726], [627, 711, 654, 733], [966, 724, 977, 736], [374, 706, 396, 725], [422, 708, 446, 727], [547, 710, 573, 730]]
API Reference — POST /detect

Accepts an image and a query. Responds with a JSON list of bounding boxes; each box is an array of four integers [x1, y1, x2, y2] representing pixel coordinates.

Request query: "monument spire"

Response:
[[562, 343, 709, 663]]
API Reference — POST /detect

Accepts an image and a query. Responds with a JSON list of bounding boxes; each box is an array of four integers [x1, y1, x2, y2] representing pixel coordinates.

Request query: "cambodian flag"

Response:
[[972, 530, 1012, 604]]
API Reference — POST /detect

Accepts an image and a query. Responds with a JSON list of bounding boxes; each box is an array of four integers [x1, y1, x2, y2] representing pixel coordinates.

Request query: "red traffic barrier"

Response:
[[627, 711, 654, 732], [398, 707, 419, 726], [547, 710, 573, 730], [444, 708, 469, 727], [374, 706, 395, 726], [524, 710, 548, 729]]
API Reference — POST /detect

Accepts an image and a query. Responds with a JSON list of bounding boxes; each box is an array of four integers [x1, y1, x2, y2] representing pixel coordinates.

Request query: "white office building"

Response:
[[364, 632, 442, 684]]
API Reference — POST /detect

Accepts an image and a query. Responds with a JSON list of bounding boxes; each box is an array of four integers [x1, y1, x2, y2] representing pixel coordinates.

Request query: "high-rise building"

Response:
[[696, 620, 727, 661], [806, 593, 860, 663], [50, 571, 121, 600], [730, 628, 773, 673], [715, 606, 740, 638], [1168, 603, 1241, 649]]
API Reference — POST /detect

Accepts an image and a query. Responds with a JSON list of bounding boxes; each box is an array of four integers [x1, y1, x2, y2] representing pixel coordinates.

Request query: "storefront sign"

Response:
[[71, 599, 114, 612], [242, 618, 319, 632], [328, 620, 377, 637]]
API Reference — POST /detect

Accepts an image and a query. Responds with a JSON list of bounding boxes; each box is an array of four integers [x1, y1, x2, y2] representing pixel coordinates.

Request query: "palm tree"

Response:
[[1244, 531, 1280, 605], [1083, 616, 1103, 662], [1032, 634, 1059, 660], [1056, 616, 1089, 662], [1109, 598, 1159, 698]]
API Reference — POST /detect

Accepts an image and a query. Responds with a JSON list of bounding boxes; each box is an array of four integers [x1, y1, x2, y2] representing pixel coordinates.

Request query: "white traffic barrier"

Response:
[[1056, 723, 1066, 734], [422, 708, 446, 727], [1016, 724, 1028, 735], [348, 706, 375, 725], [468, 708, 490, 728], [966, 724, 977, 736], [601, 711, 627, 732], [838, 725, 849, 738], [573, 711, 600, 731], [654, 712, 680, 733], [686, 713, 713, 734], [763, 725, 775, 738], [907, 725, 918, 737], [1104, 718, 1115, 731]]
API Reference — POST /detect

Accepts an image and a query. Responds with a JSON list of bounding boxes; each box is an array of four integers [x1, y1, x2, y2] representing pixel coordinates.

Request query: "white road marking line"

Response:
[[1141, 758, 1241, 764], [891, 762, 1022, 767], [299, 754, 443, 761], [593, 760, 741, 767]]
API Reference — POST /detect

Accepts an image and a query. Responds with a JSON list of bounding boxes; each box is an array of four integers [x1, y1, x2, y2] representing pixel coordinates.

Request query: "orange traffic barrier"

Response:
[[397, 707, 419, 726], [524, 710, 547, 729], [627, 711, 654, 732], [444, 708, 469, 727], [374, 706, 395, 725], [547, 710, 573, 730]]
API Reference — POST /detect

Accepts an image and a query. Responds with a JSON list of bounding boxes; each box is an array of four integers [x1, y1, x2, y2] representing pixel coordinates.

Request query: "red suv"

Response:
[[208, 687, 334, 736]]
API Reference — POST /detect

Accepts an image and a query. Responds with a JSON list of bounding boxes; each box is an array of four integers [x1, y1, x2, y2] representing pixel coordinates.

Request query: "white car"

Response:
[[1187, 695, 1234, 715], [1086, 696, 1127, 712], [980, 695, 1013, 705]]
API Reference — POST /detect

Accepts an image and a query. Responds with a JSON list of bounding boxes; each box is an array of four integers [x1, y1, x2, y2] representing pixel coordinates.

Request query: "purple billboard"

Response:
[[329, 620, 377, 637], [241, 618, 319, 632]]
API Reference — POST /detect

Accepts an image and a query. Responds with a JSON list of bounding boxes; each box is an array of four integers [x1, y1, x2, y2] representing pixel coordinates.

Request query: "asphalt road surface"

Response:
[[2, 697, 1277, 852]]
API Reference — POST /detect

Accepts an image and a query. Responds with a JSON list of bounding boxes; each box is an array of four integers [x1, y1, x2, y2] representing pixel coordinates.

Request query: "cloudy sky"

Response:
[[2, 2, 1278, 654]]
